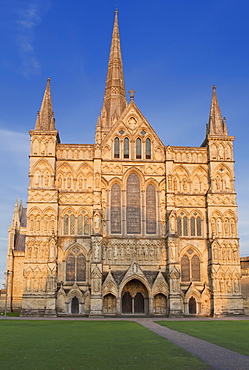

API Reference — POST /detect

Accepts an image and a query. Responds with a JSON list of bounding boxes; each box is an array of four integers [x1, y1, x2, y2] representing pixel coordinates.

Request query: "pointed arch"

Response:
[[127, 173, 141, 234]]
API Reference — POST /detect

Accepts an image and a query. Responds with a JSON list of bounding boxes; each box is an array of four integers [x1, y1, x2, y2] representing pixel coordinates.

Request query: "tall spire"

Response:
[[101, 10, 127, 128], [207, 85, 228, 136], [35, 78, 55, 131]]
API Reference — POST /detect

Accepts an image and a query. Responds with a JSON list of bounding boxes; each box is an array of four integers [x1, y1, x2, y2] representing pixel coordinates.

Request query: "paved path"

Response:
[[136, 319, 249, 370]]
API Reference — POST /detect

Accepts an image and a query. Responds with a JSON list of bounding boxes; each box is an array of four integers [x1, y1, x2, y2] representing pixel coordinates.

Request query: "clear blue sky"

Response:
[[0, 0, 249, 286]]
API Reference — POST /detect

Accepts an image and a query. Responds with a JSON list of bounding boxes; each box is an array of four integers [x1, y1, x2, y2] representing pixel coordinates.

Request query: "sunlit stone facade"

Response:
[[3, 12, 244, 316]]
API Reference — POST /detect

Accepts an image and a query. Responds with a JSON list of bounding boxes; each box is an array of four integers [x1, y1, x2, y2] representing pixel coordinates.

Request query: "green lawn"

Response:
[[0, 320, 207, 369], [157, 320, 249, 356]]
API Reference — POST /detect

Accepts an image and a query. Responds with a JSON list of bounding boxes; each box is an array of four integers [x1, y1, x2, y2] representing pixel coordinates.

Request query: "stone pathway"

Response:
[[136, 318, 249, 370]]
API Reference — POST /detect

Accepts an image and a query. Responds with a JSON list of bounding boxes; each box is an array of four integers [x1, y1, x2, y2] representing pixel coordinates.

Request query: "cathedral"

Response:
[[3, 11, 245, 316]]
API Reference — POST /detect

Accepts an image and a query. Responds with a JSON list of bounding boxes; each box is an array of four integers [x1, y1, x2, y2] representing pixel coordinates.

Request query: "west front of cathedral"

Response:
[[3, 12, 245, 317]]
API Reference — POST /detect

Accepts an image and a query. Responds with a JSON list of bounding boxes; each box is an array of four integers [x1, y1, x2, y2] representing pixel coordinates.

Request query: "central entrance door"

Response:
[[189, 297, 197, 314], [121, 279, 148, 314]]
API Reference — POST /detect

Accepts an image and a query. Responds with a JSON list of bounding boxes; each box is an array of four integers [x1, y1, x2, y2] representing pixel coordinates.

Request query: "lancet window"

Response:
[[111, 183, 121, 234], [63, 210, 90, 236], [177, 212, 202, 237], [146, 184, 156, 234], [66, 251, 86, 281], [146, 138, 151, 159], [136, 138, 142, 159], [114, 137, 120, 158], [124, 137, 129, 158], [127, 173, 141, 234], [181, 249, 200, 282]]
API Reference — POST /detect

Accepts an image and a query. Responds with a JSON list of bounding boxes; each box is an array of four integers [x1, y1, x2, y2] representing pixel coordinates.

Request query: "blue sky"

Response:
[[0, 0, 249, 286]]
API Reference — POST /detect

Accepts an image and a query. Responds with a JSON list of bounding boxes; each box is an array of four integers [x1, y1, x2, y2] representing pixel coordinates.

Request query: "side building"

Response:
[[2, 12, 244, 317]]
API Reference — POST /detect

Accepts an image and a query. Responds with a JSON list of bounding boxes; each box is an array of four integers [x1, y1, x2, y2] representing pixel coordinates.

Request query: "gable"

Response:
[[101, 101, 165, 161]]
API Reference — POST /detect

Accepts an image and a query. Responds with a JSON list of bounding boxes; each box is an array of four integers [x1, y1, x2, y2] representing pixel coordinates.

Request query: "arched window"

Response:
[[124, 137, 129, 158], [190, 213, 202, 236], [84, 215, 90, 235], [181, 250, 201, 282], [181, 255, 190, 282], [177, 217, 182, 236], [66, 251, 86, 281], [77, 215, 83, 235], [64, 215, 69, 235], [191, 255, 200, 281], [127, 173, 141, 234], [70, 215, 75, 235], [114, 137, 120, 158], [183, 216, 188, 236], [146, 184, 156, 234], [146, 138, 151, 159], [111, 183, 121, 234], [136, 138, 142, 159]]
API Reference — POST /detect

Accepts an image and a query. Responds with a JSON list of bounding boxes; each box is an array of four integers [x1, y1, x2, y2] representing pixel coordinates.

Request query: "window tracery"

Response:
[[63, 210, 90, 236], [66, 251, 86, 281], [177, 212, 202, 237], [181, 249, 200, 282]]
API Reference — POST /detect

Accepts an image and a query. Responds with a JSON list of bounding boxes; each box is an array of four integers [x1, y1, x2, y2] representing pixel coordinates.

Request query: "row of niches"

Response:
[[168, 165, 233, 194], [102, 242, 166, 266], [211, 242, 239, 264], [210, 213, 237, 238], [28, 208, 56, 235], [25, 238, 56, 261], [209, 142, 233, 161], [168, 150, 207, 163], [56, 147, 94, 160], [32, 137, 56, 156], [212, 270, 241, 294], [23, 268, 56, 294]]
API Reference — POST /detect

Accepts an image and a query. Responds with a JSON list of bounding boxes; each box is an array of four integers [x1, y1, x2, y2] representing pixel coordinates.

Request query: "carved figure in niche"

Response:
[[94, 243, 101, 260], [169, 213, 176, 234], [171, 273, 178, 292], [217, 218, 222, 234], [34, 247, 38, 259], [222, 247, 226, 262], [126, 246, 131, 263], [234, 279, 239, 293], [58, 177, 62, 188], [183, 178, 188, 192], [218, 145, 224, 159], [174, 178, 177, 191], [227, 279, 232, 293], [67, 176, 72, 189], [215, 176, 221, 190], [224, 219, 229, 235], [113, 245, 118, 262], [107, 246, 112, 264], [49, 238, 56, 259], [95, 172, 100, 189], [219, 279, 224, 293], [230, 219, 235, 235], [133, 263, 138, 273], [79, 176, 83, 189], [169, 242, 176, 261], [138, 246, 143, 262], [225, 177, 230, 190], [150, 246, 154, 263], [120, 245, 124, 262], [37, 219, 40, 231], [30, 219, 34, 231], [233, 246, 238, 262], [51, 219, 55, 232], [211, 219, 216, 236], [93, 276, 100, 293], [168, 175, 172, 191], [26, 277, 31, 292], [44, 172, 49, 186], [44, 244, 49, 259], [27, 246, 32, 259], [144, 247, 148, 262], [94, 213, 102, 233]]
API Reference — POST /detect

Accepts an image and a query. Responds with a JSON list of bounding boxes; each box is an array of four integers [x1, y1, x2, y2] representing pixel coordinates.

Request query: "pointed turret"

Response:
[[100, 10, 127, 128], [207, 86, 228, 136], [35, 78, 55, 131], [12, 198, 20, 229]]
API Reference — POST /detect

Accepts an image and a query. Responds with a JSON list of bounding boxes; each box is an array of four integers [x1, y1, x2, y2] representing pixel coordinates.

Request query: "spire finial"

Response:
[[100, 9, 127, 129], [35, 77, 55, 131], [207, 85, 227, 136], [128, 89, 136, 101]]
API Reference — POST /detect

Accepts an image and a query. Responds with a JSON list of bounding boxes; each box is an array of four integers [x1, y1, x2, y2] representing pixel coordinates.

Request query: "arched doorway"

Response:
[[71, 296, 79, 314], [121, 279, 148, 314], [189, 297, 196, 314], [153, 294, 167, 314], [103, 294, 117, 314]]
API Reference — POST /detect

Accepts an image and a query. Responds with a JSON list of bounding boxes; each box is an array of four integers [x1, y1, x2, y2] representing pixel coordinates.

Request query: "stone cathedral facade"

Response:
[[4, 12, 244, 316]]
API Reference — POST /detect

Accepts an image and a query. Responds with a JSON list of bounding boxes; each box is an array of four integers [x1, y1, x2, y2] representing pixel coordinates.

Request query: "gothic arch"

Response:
[[119, 275, 151, 299]]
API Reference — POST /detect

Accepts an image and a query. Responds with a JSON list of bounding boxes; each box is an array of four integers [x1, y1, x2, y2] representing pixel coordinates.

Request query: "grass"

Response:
[[157, 320, 249, 356], [0, 320, 207, 369], [0, 312, 20, 317]]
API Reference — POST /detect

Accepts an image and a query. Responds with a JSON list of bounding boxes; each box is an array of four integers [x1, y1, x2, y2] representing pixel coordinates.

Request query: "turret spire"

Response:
[[207, 85, 228, 136], [35, 78, 55, 131], [101, 10, 127, 128]]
